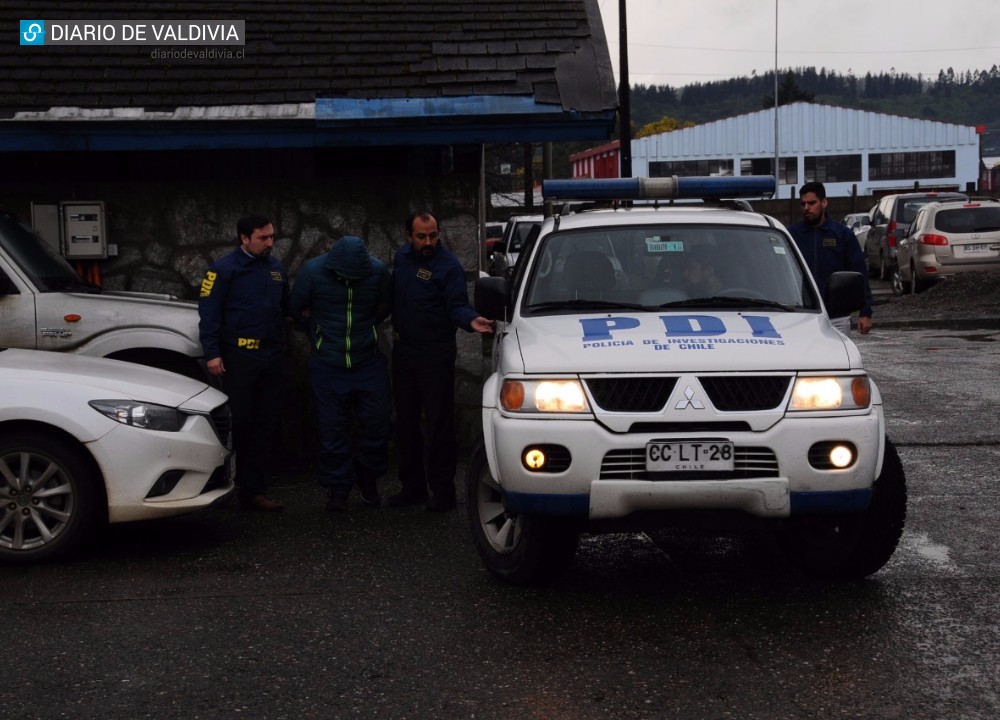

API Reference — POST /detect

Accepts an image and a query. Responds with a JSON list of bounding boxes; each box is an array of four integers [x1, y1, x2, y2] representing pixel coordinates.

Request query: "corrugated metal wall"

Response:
[[632, 102, 980, 198]]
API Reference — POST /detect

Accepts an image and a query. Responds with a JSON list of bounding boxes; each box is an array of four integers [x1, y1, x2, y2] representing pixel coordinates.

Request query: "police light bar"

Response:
[[542, 176, 776, 201]]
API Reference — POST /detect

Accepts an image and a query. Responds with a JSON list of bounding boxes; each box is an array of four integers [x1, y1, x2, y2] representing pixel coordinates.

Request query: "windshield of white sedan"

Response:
[[522, 224, 818, 313]]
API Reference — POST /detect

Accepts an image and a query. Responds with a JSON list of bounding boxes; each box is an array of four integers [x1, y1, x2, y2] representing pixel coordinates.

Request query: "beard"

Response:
[[418, 245, 435, 258]]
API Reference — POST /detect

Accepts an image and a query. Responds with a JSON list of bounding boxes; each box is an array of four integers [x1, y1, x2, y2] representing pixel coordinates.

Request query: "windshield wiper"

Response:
[[527, 299, 648, 312], [659, 296, 798, 311]]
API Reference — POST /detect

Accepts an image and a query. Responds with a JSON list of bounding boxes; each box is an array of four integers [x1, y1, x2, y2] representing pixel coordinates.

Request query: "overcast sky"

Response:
[[597, 0, 1000, 87]]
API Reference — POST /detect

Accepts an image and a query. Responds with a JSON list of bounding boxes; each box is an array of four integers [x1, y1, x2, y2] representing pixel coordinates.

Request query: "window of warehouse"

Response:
[[869, 151, 955, 181]]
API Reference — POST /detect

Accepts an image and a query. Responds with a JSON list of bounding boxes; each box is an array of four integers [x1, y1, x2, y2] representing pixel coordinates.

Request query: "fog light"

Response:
[[147, 470, 183, 498], [808, 441, 858, 470], [829, 445, 854, 468], [523, 448, 546, 470]]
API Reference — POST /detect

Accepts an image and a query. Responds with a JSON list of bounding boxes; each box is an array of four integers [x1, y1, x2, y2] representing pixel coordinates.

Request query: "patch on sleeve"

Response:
[[200, 270, 217, 298]]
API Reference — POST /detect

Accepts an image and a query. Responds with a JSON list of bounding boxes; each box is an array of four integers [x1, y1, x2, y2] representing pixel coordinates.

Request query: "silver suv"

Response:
[[864, 191, 967, 280], [894, 198, 1000, 294]]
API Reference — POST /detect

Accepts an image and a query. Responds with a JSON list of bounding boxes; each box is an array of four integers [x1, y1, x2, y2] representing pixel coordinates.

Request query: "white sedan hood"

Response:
[[0, 348, 211, 408], [509, 311, 857, 374]]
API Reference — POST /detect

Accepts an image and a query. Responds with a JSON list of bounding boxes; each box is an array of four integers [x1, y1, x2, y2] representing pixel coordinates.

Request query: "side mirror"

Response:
[[824, 271, 864, 318], [475, 276, 513, 322]]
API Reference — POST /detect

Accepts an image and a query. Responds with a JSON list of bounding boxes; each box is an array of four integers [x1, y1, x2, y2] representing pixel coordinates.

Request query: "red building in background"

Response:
[[570, 139, 620, 178]]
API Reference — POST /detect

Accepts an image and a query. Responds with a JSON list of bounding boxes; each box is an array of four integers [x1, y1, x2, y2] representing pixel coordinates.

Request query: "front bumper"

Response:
[[485, 409, 883, 520], [87, 412, 233, 523]]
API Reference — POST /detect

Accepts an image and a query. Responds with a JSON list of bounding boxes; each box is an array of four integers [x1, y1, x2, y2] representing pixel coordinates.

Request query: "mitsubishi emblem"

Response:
[[675, 386, 705, 410]]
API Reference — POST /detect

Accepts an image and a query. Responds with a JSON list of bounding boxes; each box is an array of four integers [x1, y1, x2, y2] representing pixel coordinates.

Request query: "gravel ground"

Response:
[[873, 270, 1000, 325]]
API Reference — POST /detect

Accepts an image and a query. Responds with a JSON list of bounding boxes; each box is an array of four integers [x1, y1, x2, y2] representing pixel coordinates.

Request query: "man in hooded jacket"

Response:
[[290, 235, 392, 511]]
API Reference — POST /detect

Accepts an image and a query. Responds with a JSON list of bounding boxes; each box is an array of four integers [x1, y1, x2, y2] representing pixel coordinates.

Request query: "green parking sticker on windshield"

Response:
[[646, 239, 685, 253]]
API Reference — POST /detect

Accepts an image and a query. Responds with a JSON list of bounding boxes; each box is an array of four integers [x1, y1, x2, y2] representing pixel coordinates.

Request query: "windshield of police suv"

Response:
[[522, 224, 818, 314], [0, 212, 93, 292]]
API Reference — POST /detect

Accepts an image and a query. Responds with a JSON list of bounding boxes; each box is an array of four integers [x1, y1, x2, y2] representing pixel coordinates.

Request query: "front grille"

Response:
[[698, 376, 791, 411], [600, 446, 779, 481], [586, 377, 677, 412], [208, 403, 233, 450]]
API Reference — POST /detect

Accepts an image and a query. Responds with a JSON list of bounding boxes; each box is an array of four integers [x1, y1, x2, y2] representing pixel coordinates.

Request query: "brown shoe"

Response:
[[240, 494, 284, 512]]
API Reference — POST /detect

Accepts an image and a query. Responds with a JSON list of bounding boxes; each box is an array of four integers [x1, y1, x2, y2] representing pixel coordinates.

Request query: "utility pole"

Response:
[[618, 0, 632, 178]]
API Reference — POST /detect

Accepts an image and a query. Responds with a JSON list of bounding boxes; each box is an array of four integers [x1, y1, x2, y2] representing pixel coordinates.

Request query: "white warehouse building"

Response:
[[631, 102, 981, 199]]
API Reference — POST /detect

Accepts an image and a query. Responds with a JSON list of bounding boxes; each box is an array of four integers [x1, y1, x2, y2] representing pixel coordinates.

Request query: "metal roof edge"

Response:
[[315, 95, 562, 123]]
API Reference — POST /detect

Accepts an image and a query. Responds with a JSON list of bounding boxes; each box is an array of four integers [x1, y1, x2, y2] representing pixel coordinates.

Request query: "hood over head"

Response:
[[324, 235, 372, 280]]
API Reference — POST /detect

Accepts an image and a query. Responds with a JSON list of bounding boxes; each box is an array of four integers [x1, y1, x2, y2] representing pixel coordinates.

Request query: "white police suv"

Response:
[[467, 176, 906, 584]]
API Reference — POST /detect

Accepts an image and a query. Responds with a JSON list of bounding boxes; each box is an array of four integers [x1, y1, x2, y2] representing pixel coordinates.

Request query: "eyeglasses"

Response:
[[413, 231, 439, 241]]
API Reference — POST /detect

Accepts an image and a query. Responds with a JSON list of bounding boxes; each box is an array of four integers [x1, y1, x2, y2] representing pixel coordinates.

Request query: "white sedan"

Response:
[[0, 349, 233, 563]]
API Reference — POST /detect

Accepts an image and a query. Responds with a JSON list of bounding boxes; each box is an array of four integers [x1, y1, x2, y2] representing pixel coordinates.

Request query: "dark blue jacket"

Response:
[[788, 217, 873, 318], [289, 236, 391, 368], [391, 242, 478, 347], [198, 247, 289, 360]]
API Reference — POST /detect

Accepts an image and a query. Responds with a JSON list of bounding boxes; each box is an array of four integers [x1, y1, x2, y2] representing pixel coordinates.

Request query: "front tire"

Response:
[[776, 437, 907, 580], [878, 252, 890, 281], [466, 443, 579, 584], [891, 265, 907, 295], [0, 433, 101, 564]]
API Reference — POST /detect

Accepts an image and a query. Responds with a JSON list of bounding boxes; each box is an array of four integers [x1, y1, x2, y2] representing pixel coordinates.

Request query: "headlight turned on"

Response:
[[789, 376, 871, 411], [89, 400, 185, 431], [500, 379, 589, 413]]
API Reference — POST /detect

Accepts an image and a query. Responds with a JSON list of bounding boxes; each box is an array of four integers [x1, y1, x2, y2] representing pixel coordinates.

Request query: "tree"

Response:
[[762, 71, 815, 109], [634, 116, 695, 139]]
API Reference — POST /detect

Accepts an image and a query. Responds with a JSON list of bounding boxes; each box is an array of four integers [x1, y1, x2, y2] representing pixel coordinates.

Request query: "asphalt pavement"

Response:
[[3, 289, 999, 720]]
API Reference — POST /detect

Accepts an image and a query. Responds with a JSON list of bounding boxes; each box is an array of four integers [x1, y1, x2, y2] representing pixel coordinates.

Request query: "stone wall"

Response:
[[1, 146, 490, 470]]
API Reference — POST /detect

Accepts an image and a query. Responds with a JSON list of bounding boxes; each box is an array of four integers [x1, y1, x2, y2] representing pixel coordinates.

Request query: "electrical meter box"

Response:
[[61, 201, 107, 260]]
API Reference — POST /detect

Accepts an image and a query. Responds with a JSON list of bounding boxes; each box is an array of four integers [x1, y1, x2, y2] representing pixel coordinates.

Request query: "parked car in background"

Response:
[[486, 213, 543, 278], [0, 349, 232, 563], [864, 191, 967, 280], [893, 199, 1000, 294], [842, 212, 872, 250]]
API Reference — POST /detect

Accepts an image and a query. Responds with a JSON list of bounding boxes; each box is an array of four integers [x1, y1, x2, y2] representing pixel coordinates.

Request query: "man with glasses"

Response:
[[388, 211, 493, 511]]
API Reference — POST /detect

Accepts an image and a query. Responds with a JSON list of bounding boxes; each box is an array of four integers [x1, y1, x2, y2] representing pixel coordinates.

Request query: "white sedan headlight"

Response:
[[789, 375, 871, 411], [89, 400, 185, 431], [500, 379, 590, 413]]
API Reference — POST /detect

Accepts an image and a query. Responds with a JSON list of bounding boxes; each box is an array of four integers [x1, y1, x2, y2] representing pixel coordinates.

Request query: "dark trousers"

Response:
[[309, 353, 391, 498], [221, 352, 286, 498], [391, 341, 457, 501]]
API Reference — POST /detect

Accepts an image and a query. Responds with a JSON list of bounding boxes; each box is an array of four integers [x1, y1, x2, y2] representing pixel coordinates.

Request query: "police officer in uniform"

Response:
[[788, 181, 873, 335], [389, 211, 493, 511], [199, 215, 289, 511]]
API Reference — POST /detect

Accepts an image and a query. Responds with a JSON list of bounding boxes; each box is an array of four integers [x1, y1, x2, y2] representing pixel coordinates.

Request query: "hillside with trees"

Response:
[[630, 66, 1000, 155], [486, 66, 1000, 206]]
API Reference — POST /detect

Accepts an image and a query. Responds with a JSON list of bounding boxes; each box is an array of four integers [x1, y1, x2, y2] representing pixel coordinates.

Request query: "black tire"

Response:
[[465, 443, 579, 585], [776, 437, 907, 580], [891, 266, 906, 296], [0, 433, 101, 564], [909, 263, 928, 294]]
